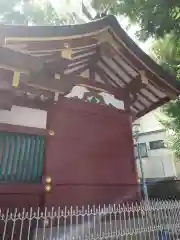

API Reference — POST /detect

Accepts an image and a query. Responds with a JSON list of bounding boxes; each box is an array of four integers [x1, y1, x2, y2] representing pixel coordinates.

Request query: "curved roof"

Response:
[[0, 15, 179, 117]]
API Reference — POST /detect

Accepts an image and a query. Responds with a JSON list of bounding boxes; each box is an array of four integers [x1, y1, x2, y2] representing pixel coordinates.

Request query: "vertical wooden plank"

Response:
[[33, 136, 40, 182], [12, 135, 20, 181], [37, 137, 44, 183], [7, 134, 15, 181], [17, 135, 25, 181], [0, 133, 4, 181], [28, 136, 35, 182], [22, 135, 31, 182], [2, 134, 9, 182]]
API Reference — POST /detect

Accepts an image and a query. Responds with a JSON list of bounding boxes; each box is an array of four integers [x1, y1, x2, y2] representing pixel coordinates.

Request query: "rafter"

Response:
[[100, 58, 126, 85], [0, 46, 44, 73], [25, 72, 125, 101], [109, 30, 178, 98], [95, 66, 120, 88], [136, 97, 169, 118], [6, 36, 97, 52]]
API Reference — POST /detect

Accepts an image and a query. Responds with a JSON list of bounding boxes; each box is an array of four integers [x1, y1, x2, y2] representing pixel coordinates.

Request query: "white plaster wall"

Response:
[[0, 106, 47, 129], [134, 109, 164, 133], [65, 86, 125, 110], [136, 131, 176, 178]]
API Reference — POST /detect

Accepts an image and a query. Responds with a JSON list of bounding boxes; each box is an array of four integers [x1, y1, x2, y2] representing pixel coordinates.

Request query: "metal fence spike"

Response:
[[0, 200, 180, 239]]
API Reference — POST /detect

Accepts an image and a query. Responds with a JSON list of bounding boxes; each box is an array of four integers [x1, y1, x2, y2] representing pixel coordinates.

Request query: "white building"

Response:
[[134, 110, 177, 179]]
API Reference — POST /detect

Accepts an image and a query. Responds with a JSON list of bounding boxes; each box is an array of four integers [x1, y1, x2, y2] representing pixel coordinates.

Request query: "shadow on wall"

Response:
[[141, 177, 180, 200]]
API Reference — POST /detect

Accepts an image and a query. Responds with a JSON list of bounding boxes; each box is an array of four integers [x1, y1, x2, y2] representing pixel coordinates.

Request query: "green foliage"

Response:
[[149, 26, 180, 160], [151, 34, 180, 79], [91, 0, 180, 159], [0, 0, 76, 25], [2, 0, 180, 158], [91, 0, 180, 41], [90, 0, 180, 159], [159, 101, 180, 160]]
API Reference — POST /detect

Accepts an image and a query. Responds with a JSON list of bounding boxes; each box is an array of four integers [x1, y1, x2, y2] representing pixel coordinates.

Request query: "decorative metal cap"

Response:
[[45, 184, 51, 192], [54, 73, 61, 80], [64, 42, 69, 48], [48, 130, 54, 136], [45, 176, 52, 184]]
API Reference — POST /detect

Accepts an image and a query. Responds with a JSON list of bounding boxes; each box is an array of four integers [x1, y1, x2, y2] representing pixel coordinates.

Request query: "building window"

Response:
[[149, 140, 166, 150], [134, 143, 148, 158]]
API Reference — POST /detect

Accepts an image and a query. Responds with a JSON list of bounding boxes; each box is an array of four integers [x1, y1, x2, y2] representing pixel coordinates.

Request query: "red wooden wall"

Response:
[[45, 98, 139, 206]]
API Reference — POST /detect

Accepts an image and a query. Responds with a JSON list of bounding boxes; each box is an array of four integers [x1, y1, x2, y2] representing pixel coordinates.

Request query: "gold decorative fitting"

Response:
[[64, 42, 69, 48], [54, 73, 61, 80], [61, 49, 72, 60], [139, 70, 148, 84], [96, 31, 117, 47], [45, 176, 52, 184], [45, 184, 51, 192], [12, 72, 20, 88], [48, 130, 55, 136]]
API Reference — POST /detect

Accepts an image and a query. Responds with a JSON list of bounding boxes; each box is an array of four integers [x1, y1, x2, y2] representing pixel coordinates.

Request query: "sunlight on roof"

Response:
[[48, 0, 152, 53]]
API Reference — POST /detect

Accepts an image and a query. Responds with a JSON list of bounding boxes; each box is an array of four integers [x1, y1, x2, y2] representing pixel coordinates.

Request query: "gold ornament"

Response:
[[48, 130, 54, 136], [12, 71, 20, 88], [61, 49, 72, 60], [45, 176, 52, 184], [45, 184, 51, 192]]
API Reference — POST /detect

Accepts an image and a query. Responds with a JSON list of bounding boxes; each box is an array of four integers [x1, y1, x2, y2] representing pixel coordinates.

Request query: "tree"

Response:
[[90, 0, 180, 160], [0, 0, 78, 25], [150, 34, 180, 78], [150, 36, 180, 159], [90, 0, 180, 41]]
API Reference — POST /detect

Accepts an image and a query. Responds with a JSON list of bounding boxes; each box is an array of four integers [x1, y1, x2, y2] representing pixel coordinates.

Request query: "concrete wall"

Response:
[[135, 109, 163, 133], [136, 129, 176, 179]]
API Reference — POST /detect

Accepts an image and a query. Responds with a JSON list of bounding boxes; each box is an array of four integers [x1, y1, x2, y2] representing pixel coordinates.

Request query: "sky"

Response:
[[49, 0, 152, 54]]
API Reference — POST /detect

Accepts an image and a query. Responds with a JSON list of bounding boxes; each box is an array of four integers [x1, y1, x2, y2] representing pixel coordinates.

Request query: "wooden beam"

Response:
[[43, 57, 72, 73], [0, 89, 52, 110], [0, 46, 44, 73], [109, 32, 178, 98], [100, 58, 126, 85], [125, 76, 145, 95], [112, 57, 160, 103], [0, 89, 14, 110], [96, 64, 151, 109], [73, 46, 97, 58], [100, 42, 117, 58], [89, 67, 95, 82], [101, 55, 161, 105], [0, 123, 49, 136], [102, 43, 177, 100], [13, 95, 52, 110], [44, 51, 96, 73], [0, 89, 51, 111], [26, 72, 125, 101], [95, 65, 121, 88], [6, 36, 97, 52], [136, 97, 169, 119]]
